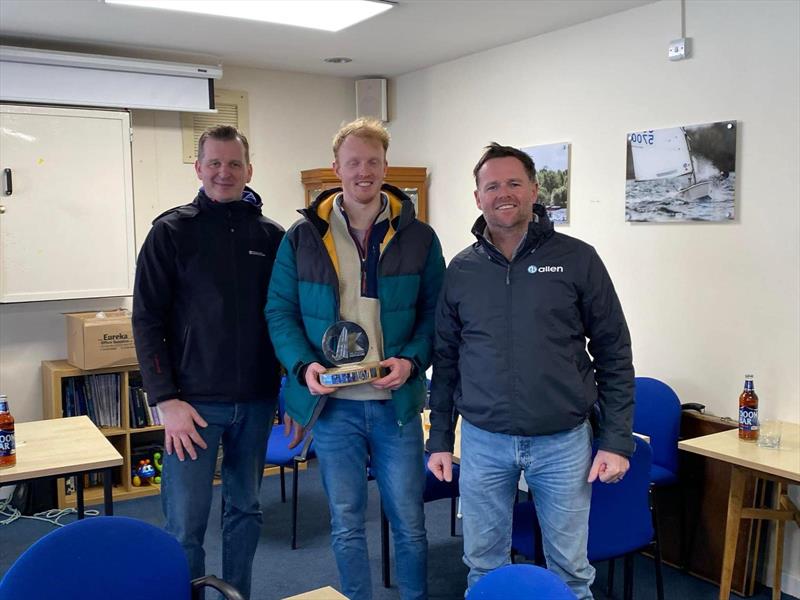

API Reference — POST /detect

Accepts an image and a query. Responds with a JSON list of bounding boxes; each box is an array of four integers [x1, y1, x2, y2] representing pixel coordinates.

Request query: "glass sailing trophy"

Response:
[[319, 321, 387, 387]]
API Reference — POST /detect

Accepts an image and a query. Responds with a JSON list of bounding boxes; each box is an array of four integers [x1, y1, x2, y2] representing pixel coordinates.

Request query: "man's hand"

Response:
[[372, 357, 413, 391], [304, 362, 337, 396], [283, 412, 306, 450], [587, 449, 630, 484], [428, 452, 454, 482], [158, 399, 209, 461]]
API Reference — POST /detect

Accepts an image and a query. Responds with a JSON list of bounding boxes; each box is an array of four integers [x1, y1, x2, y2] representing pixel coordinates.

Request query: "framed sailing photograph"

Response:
[[521, 142, 570, 225], [625, 120, 737, 222]]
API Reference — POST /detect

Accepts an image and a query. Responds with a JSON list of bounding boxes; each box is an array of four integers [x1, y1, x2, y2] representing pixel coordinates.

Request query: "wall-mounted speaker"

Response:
[[355, 78, 388, 122]]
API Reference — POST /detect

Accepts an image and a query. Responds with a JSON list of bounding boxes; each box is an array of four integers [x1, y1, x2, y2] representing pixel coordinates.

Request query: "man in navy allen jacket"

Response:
[[427, 143, 635, 599], [132, 125, 283, 599]]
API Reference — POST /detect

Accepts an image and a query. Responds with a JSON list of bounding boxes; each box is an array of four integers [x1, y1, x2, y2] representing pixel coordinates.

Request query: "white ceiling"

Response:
[[0, 0, 656, 78]]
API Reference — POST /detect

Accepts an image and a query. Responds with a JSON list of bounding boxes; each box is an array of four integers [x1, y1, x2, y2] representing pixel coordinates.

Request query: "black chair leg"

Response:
[[450, 496, 457, 537], [291, 463, 299, 550], [279, 466, 286, 503], [623, 554, 634, 600], [381, 503, 390, 588], [607, 559, 615, 597], [650, 487, 665, 600]]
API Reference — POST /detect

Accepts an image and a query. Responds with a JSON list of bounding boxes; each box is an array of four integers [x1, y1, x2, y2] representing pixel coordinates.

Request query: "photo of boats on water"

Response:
[[522, 142, 570, 224], [625, 120, 737, 222]]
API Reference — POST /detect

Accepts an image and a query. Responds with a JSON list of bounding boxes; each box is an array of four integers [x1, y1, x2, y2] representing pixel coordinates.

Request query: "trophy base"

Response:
[[320, 362, 388, 388]]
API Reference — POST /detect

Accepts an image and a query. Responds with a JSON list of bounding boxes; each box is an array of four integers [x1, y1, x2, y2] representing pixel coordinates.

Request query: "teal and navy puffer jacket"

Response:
[[265, 184, 445, 428]]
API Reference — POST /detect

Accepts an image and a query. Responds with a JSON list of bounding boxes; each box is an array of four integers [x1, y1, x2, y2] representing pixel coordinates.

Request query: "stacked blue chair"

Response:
[[265, 376, 316, 549], [0, 516, 243, 600], [466, 564, 577, 599], [629, 376, 681, 584], [511, 436, 663, 600]]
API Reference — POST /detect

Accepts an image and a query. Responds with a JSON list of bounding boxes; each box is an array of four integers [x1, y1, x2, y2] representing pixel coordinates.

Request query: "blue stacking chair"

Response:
[[512, 437, 663, 600], [633, 377, 681, 487], [632, 376, 682, 571], [466, 564, 577, 600], [265, 377, 315, 549], [0, 516, 243, 600]]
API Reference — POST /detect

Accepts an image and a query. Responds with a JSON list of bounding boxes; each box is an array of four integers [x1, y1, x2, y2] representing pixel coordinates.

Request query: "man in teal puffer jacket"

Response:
[[266, 117, 444, 600]]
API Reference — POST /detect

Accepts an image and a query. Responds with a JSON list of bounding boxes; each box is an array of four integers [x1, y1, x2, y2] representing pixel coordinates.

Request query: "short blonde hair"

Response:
[[332, 117, 390, 159]]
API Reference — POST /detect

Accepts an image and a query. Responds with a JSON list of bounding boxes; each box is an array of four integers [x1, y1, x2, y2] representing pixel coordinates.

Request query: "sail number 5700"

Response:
[[630, 131, 655, 144]]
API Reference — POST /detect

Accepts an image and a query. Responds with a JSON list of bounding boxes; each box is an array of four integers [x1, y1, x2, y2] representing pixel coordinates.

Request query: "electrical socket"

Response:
[[668, 37, 688, 61]]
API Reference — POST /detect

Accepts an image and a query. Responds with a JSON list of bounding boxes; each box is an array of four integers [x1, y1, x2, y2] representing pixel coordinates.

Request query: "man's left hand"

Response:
[[283, 412, 306, 450], [371, 357, 413, 391], [588, 450, 630, 484]]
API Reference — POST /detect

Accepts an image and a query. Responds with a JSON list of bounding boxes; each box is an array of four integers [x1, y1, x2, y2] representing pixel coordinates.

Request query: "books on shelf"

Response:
[[61, 373, 121, 428], [128, 385, 162, 428]]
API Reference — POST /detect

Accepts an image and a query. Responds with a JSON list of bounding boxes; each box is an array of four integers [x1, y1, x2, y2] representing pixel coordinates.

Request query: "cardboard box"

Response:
[[65, 310, 137, 370]]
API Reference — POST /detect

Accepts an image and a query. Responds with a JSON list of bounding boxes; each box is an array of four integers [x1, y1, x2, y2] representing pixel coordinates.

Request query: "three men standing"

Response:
[[134, 125, 633, 600]]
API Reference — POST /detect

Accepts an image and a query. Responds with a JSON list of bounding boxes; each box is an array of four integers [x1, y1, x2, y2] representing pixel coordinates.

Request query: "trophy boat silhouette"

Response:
[[319, 321, 388, 387]]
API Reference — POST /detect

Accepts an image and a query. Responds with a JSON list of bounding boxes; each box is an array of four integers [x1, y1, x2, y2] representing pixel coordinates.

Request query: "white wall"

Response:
[[388, 0, 800, 592], [0, 64, 354, 424]]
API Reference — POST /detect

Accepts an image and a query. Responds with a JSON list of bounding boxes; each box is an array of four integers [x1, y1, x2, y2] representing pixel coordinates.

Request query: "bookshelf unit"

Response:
[[42, 360, 293, 510], [42, 360, 163, 509]]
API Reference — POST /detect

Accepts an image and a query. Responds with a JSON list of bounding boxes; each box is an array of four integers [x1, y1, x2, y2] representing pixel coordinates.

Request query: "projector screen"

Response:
[[0, 61, 216, 112]]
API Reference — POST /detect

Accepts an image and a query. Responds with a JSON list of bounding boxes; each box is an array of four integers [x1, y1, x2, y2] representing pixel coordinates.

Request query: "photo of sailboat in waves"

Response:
[[625, 120, 737, 222]]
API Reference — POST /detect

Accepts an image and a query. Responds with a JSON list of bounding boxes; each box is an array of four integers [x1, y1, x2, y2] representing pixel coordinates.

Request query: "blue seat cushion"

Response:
[[423, 461, 460, 502], [650, 464, 678, 486], [266, 428, 307, 465]]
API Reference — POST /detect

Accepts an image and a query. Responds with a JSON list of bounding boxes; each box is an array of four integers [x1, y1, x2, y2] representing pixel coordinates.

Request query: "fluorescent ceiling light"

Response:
[[104, 0, 394, 32]]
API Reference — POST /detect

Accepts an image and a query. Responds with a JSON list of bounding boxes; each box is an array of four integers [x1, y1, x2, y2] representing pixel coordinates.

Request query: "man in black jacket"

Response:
[[132, 125, 284, 599], [427, 143, 634, 599]]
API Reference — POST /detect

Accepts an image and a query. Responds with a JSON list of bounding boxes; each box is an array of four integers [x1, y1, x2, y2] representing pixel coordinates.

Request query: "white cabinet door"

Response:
[[0, 105, 135, 302]]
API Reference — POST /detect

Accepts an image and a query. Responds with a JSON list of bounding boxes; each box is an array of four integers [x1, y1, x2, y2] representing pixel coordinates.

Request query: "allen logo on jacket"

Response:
[[527, 265, 564, 274]]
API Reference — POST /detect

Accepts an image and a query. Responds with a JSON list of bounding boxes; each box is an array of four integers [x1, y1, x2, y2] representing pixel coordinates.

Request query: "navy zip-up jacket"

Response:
[[132, 188, 284, 405], [428, 204, 635, 457]]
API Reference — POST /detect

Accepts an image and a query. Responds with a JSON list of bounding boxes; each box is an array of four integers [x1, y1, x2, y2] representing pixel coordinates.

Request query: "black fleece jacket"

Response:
[[132, 188, 284, 405]]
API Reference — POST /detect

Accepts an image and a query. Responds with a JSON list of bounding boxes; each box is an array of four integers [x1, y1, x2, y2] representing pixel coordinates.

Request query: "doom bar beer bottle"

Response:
[[0, 394, 16, 468], [738, 374, 759, 441]]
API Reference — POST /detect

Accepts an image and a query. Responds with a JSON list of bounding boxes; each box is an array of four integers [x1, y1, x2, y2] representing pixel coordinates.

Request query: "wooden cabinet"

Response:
[[301, 167, 428, 222], [41, 360, 162, 509]]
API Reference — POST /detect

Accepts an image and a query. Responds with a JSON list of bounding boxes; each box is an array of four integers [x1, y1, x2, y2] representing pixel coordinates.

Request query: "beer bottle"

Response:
[[738, 374, 759, 441], [0, 394, 16, 468]]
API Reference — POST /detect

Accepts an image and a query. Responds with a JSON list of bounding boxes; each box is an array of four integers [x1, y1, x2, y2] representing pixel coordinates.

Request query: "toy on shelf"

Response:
[[132, 459, 156, 486], [152, 452, 163, 484]]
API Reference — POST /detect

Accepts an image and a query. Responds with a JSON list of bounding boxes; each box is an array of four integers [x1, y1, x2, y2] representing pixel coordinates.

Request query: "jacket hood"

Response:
[[150, 187, 266, 227], [197, 185, 263, 209], [301, 183, 416, 230]]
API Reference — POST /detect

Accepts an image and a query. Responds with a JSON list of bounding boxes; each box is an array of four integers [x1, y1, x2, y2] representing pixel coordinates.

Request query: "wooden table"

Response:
[[282, 586, 348, 600], [679, 423, 800, 600], [0, 416, 123, 518]]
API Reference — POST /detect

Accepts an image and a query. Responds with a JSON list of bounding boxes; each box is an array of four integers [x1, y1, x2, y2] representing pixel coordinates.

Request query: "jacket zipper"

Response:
[[229, 207, 242, 394]]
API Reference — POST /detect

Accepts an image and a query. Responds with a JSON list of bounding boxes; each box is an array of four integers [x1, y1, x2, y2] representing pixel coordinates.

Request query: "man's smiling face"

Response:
[[474, 156, 538, 233]]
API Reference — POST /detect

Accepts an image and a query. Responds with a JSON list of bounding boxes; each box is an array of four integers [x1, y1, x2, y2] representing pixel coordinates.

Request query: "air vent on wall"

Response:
[[181, 89, 250, 163]]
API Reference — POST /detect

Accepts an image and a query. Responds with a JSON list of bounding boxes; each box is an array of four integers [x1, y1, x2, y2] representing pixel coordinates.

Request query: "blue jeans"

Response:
[[460, 418, 595, 600], [161, 400, 274, 600], [313, 399, 428, 600]]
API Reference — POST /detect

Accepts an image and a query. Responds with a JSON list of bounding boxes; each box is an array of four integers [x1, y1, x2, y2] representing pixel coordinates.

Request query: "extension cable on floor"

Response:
[[0, 497, 98, 528]]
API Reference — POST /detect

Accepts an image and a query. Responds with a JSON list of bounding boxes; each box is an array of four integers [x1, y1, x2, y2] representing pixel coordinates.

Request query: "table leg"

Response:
[[76, 474, 85, 520], [103, 467, 114, 516], [719, 465, 746, 600], [772, 483, 785, 600]]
